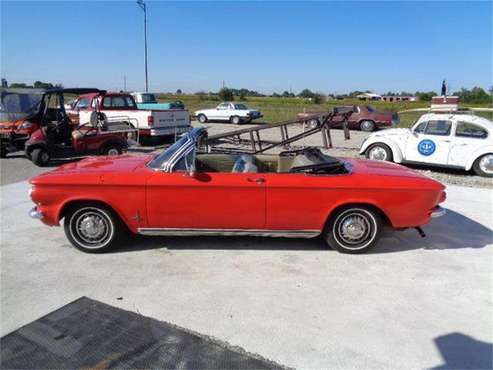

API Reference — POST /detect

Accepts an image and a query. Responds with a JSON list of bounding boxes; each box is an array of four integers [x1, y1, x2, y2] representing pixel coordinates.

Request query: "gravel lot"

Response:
[[2, 122, 491, 188]]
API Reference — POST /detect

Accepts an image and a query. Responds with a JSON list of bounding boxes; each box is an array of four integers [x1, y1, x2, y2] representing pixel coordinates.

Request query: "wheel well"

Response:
[[59, 200, 121, 222], [323, 203, 391, 232]]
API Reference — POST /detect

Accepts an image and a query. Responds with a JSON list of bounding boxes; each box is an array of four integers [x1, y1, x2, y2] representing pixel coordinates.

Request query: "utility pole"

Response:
[[136, 0, 149, 92], [123, 75, 127, 92]]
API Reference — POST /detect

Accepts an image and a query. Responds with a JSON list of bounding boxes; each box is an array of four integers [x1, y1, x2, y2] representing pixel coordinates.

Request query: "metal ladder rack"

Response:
[[205, 108, 353, 154]]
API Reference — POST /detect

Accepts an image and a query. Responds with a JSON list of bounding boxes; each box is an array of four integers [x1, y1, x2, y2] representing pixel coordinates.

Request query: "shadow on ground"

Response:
[[114, 208, 491, 254], [432, 332, 492, 369]]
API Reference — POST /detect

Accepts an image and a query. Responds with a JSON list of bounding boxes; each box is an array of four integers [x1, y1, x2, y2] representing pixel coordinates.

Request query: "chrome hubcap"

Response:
[[71, 209, 113, 248], [41, 152, 49, 162], [107, 148, 119, 156], [362, 121, 373, 130], [333, 209, 377, 250], [369, 146, 387, 161], [339, 214, 370, 244], [479, 155, 493, 174]]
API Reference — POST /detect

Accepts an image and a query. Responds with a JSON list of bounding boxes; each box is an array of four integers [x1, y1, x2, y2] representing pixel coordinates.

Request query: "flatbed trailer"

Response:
[[204, 107, 354, 154]]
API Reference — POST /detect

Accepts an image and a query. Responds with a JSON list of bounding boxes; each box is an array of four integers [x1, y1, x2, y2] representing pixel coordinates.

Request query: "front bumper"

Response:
[[431, 206, 446, 218], [28, 206, 43, 220], [150, 125, 192, 137]]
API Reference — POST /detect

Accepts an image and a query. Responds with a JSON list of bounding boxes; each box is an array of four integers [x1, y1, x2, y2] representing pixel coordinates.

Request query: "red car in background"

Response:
[[297, 105, 399, 132], [29, 127, 446, 254]]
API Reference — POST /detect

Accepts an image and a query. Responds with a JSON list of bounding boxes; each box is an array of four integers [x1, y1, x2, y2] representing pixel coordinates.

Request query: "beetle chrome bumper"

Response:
[[29, 206, 43, 220], [431, 206, 446, 218]]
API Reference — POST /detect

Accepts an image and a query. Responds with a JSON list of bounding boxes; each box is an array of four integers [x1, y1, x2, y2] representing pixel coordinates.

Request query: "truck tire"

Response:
[[365, 143, 393, 162], [101, 144, 123, 156], [472, 154, 493, 177], [31, 148, 50, 167], [197, 114, 207, 123], [64, 203, 123, 253], [230, 116, 241, 125], [324, 205, 382, 254], [360, 120, 376, 132]]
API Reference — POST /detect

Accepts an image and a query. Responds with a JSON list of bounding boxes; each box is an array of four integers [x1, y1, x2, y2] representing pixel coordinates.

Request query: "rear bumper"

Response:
[[430, 206, 446, 218], [148, 125, 192, 137]]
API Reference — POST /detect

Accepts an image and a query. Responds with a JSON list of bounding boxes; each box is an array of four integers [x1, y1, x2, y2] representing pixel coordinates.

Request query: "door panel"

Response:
[[146, 172, 266, 229], [405, 120, 452, 165]]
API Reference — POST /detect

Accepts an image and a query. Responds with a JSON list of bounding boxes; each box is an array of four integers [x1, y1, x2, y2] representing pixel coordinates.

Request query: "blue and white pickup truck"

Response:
[[131, 92, 185, 111]]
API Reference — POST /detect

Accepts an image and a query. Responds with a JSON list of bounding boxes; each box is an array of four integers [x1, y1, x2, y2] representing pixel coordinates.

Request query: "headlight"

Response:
[[19, 121, 33, 129]]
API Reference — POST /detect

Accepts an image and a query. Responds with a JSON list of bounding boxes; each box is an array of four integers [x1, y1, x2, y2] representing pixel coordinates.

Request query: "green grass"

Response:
[[157, 94, 493, 128]]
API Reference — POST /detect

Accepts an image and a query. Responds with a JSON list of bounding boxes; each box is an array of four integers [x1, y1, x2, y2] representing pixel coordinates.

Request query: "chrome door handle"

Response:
[[247, 177, 265, 183]]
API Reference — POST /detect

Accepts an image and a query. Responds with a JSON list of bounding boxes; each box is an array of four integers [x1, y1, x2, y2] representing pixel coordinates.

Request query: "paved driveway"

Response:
[[1, 179, 492, 369]]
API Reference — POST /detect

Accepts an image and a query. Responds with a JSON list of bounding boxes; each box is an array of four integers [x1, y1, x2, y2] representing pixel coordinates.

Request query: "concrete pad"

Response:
[[1, 180, 492, 369]]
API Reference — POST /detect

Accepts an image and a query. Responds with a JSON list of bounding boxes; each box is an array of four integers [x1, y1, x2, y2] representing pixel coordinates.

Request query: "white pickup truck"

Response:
[[195, 102, 263, 124], [66, 92, 191, 139]]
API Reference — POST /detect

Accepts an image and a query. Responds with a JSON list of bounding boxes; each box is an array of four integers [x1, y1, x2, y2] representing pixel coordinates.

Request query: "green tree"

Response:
[[415, 91, 437, 102], [298, 89, 315, 98], [218, 88, 234, 101]]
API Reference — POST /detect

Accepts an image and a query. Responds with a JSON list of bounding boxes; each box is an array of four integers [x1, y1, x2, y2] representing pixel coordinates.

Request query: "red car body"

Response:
[[29, 129, 446, 254]]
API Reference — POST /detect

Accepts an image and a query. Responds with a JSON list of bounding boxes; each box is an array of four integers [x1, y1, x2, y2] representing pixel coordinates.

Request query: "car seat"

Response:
[[232, 154, 258, 173]]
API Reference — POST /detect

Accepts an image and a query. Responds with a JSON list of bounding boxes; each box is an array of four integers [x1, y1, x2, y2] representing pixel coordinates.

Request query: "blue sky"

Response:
[[1, 1, 491, 94]]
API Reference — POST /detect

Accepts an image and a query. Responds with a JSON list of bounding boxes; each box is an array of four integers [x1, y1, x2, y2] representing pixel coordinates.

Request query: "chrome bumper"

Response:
[[431, 206, 446, 218], [29, 206, 43, 220]]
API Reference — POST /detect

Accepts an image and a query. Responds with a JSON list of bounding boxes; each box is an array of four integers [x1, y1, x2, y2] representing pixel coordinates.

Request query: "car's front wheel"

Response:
[[31, 148, 50, 167], [366, 143, 393, 162], [324, 206, 382, 254], [197, 114, 207, 123], [472, 153, 493, 177], [64, 203, 122, 253], [101, 143, 124, 156]]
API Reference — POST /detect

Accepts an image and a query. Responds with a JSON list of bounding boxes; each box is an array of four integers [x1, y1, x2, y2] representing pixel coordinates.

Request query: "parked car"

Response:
[[0, 88, 100, 158], [195, 102, 263, 124], [66, 92, 191, 141], [297, 105, 399, 131], [130, 92, 185, 110], [360, 112, 493, 177], [29, 127, 446, 254]]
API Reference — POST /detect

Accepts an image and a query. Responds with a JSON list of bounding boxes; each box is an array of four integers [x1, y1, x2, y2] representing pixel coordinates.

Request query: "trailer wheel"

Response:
[[197, 114, 208, 123], [31, 148, 50, 167], [230, 116, 241, 125]]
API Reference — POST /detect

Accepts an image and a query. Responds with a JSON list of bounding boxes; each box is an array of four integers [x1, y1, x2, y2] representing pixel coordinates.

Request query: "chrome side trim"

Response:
[[431, 206, 446, 218], [137, 228, 321, 238], [28, 206, 43, 220]]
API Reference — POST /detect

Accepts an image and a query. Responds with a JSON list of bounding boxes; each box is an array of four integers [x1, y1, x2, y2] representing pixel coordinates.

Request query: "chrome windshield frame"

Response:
[[147, 127, 205, 172]]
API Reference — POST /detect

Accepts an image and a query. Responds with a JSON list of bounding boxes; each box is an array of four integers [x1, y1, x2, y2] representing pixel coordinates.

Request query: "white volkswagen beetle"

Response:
[[360, 112, 493, 177]]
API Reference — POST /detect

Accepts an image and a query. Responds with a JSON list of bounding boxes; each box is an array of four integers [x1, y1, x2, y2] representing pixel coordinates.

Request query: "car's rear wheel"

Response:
[[366, 143, 393, 162], [360, 120, 376, 132], [324, 206, 382, 254], [472, 153, 493, 177], [31, 148, 50, 166], [230, 116, 241, 125], [197, 114, 207, 123], [64, 203, 122, 253], [307, 119, 320, 128]]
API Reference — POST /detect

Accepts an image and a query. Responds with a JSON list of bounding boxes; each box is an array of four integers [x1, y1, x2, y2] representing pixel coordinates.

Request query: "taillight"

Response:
[[148, 115, 154, 127]]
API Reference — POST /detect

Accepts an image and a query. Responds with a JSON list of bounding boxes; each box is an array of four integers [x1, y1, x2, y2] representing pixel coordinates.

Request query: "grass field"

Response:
[[157, 94, 493, 128]]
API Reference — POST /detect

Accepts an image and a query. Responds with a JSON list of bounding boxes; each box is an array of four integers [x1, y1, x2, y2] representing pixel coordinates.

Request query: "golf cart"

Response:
[[24, 89, 136, 166]]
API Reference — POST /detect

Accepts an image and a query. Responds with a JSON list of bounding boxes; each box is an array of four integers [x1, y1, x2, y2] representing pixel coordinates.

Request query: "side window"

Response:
[[218, 104, 228, 110], [424, 120, 451, 136], [172, 150, 194, 172], [456, 122, 488, 139], [414, 121, 428, 134], [125, 96, 137, 109]]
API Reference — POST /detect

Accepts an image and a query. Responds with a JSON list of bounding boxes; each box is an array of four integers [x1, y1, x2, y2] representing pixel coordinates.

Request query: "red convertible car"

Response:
[[29, 128, 446, 254]]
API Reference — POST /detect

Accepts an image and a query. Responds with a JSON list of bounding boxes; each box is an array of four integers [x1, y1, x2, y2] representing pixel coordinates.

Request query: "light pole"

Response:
[[136, 0, 148, 92]]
